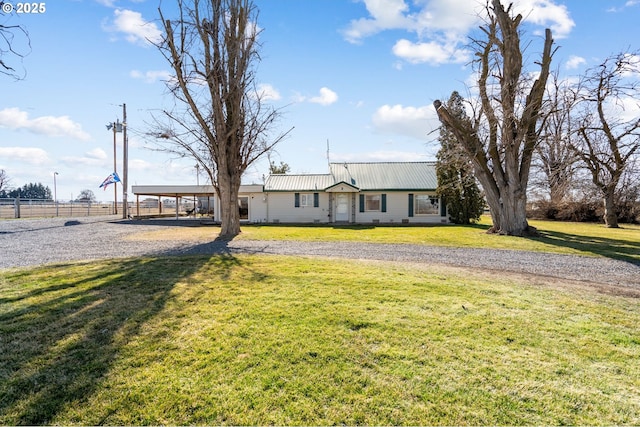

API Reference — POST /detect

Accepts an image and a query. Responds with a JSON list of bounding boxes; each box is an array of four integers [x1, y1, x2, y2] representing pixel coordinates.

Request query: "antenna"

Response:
[[326, 139, 331, 171]]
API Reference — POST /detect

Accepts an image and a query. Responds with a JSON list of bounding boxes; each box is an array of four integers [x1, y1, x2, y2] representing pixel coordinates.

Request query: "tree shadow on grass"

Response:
[[0, 255, 215, 425], [531, 228, 640, 266]]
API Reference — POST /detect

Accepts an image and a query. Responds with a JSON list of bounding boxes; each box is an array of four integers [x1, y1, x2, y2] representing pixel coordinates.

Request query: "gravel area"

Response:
[[1, 216, 638, 289]]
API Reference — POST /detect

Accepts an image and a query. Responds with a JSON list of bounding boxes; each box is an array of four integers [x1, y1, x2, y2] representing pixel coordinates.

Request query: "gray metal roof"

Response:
[[264, 174, 335, 191], [263, 162, 437, 191], [330, 162, 437, 190]]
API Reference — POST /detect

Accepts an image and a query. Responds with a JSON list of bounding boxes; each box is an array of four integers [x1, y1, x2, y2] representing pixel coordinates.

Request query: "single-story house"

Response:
[[132, 161, 447, 224]]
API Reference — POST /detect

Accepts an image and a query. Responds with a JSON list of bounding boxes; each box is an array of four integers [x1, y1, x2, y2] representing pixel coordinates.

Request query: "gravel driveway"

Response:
[[1, 216, 638, 289]]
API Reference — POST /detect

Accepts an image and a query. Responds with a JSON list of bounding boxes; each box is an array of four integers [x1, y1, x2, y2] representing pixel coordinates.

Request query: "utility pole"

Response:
[[122, 103, 128, 220], [53, 171, 58, 217], [112, 121, 118, 215]]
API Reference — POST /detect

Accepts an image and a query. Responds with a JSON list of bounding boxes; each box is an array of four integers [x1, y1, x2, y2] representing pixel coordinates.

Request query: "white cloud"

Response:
[[256, 83, 281, 101], [109, 9, 162, 46], [392, 39, 470, 65], [342, 0, 415, 43], [86, 148, 108, 160], [130, 69, 172, 83], [565, 55, 586, 70], [604, 95, 640, 124], [621, 53, 640, 77], [332, 150, 428, 163], [309, 87, 338, 106], [344, 0, 575, 64], [0, 108, 91, 141], [95, 0, 117, 6], [0, 147, 50, 165], [513, 0, 575, 38], [372, 104, 437, 140], [62, 148, 109, 168]]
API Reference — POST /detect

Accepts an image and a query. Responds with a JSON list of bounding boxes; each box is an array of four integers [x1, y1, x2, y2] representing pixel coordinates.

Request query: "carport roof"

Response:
[[132, 184, 263, 198]]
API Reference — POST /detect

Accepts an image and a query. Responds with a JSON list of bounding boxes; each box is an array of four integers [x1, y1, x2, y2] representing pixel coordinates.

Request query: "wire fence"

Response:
[[0, 199, 119, 219]]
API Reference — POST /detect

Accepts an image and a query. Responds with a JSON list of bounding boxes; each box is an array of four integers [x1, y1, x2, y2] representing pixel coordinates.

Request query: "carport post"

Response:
[[175, 195, 179, 220]]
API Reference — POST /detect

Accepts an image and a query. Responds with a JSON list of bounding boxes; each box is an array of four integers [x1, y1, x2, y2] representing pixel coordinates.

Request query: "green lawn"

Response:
[[1, 254, 639, 425], [241, 218, 640, 263]]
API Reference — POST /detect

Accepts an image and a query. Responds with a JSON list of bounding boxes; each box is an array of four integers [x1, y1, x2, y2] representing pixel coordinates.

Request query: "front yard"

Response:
[[1, 253, 638, 425]]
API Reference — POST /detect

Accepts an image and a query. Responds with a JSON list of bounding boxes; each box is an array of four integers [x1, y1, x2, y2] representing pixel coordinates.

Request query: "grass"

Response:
[[1, 254, 639, 425], [128, 217, 640, 264]]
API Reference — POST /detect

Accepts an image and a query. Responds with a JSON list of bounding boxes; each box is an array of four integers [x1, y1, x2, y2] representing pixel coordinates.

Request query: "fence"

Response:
[[0, 199, 120, 219]]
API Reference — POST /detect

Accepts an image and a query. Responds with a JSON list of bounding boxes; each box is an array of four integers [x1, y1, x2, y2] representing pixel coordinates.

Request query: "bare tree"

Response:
[[153, 0, 290, 238], [531, 70, 580, 204], [75, 189, 97, 203], [569, 50, 640, 228], [434, 0, 555, 236], [0, 168, 10, 195], [0, 1, 30, 79]]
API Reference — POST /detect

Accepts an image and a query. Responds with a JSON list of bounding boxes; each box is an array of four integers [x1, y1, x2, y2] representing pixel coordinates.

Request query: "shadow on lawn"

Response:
[[0, 254, 217, 425], [532, 228, 640, 266]]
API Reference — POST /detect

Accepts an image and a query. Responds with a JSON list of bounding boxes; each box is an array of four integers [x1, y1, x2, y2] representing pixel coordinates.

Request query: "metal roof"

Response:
[[263, 162, 437, 192], [264, 174, 335, 191], [330, 162, 437, 190], [132, 184, 263, 197]]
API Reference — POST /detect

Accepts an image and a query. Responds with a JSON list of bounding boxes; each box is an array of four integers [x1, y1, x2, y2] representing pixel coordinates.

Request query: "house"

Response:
[[264, 162, 446, 224], [131, 162, 447, 224]]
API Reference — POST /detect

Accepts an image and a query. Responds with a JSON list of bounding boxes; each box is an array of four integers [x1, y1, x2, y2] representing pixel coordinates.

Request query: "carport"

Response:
[[131, 185, 216, 220]]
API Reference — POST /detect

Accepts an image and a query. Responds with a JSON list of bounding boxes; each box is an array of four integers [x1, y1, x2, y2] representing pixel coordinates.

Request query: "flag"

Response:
[[99, 172, 121, 190]]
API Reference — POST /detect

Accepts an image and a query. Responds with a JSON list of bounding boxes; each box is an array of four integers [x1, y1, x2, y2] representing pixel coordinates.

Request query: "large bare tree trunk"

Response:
[[155, 0, 290, 239], [217, 164, 242, 238], [602, 186, 619, 228], [434, 0, 554, 236]]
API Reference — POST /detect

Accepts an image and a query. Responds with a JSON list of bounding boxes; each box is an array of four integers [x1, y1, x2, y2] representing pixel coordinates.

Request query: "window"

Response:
[[365, 194, 380, 211], [414, 194, 439, 215], [238, 196, 249, 220], [300, 193, 314, 207], [359, 194, 387, 212], [295, 193, 319, 208]]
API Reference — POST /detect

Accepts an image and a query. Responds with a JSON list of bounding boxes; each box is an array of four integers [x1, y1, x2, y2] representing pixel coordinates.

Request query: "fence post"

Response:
[[14, 198, 20, 218]]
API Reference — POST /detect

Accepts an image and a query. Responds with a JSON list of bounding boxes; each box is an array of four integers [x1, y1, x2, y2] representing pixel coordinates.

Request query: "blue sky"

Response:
[[0, 0, 638, 202]]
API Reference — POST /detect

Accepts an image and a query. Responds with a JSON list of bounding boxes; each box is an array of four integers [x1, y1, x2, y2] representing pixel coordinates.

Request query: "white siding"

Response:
[[352, 191, 445, 224], [211, 191, 268, 223], [265, 191, 446, 224], [266, 192, 331, 223], [247, 193, 268, 223]]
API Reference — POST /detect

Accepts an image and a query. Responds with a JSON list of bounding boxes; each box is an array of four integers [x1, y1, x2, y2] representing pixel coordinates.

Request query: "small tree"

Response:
[[569, 50, 640, 228], [76, 189, 96, 203], [435, 91, 485, 224], [434, 0, 554, 236], [269, 160, 290, 174], [153, 0, 291, 239]]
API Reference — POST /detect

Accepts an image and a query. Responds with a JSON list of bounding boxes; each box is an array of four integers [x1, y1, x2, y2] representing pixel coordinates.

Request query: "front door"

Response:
[[336, 193, 349, 222]]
